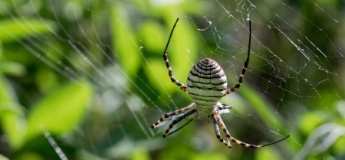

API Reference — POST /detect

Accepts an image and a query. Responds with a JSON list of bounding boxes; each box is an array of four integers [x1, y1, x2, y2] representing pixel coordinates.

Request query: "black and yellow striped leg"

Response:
[[211, 114, 232, 148], [213, 110, 264, 148], [162, 18, 188, 92], [213, 110, 290, 148], [151, 103, 196, 129], [224, 20, 252, 96], [163, 109, 197, 137]]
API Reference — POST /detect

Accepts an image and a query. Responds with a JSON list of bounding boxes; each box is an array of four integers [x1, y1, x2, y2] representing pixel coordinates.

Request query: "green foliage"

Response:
[[0, 77, 92, 149], [0, 154, 9, 160], [111, 2, 141, 79], [0, 19, 56, 42], [26, 80, 92, 141], [0, 73, 26, 148], [255, 147, 284, 160], [0, 10, 92, 154]]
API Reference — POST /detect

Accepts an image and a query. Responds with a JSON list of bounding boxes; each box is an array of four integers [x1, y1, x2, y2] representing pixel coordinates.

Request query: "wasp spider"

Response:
[[151, 18, 289, 148]]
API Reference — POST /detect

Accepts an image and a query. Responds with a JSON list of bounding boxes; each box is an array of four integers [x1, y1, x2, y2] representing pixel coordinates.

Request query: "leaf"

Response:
[[26, 80, 92, 141], [234, 84, 286, 131], [0, 154, 9, 160], [110, 3, 141, 79], [144, 58, 175, 94], [294, 123, 345, 160], [255, 146, 284, 160], [0, 18, 56, 42], [0, 73, 26, 148], [137, 20, 166, 54], [0, 61, 26, 77]]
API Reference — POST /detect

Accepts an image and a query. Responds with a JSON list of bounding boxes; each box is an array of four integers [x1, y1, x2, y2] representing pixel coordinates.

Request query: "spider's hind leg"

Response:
[[213, 110, 289, 148], [211, 113, 232, 148]]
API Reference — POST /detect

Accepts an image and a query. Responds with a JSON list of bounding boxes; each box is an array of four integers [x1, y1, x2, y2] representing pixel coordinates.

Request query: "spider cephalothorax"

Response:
[[151, 18, 289, 148]]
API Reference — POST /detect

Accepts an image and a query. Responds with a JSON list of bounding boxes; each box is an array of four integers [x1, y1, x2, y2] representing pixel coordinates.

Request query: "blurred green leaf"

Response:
[[294, 123, 345, 160], [0, 61, 26, 77], [137, 20, 166, 54], [0, 18, 56, 42], [35, 68, 59, 93], [26, 79, 92, 141], [12, 152, 43, 160], [144, 58, 175, 94], [190, 152, 227, 160], [0, 1, 11, 16], [76, 150, 105, 160], [131, 149, 150, 160], [0, 154, 9, 160], [111, 3, 141, 79], [0, 73, 26, 148], [299, 111, 326, 135], [255, 146, 284, 160], [332, 136, 345, 156], [238, 84, 286, 132]]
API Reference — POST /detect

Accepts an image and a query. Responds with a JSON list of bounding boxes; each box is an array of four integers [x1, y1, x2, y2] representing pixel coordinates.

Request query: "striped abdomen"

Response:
[[187, 58, 227, 117]]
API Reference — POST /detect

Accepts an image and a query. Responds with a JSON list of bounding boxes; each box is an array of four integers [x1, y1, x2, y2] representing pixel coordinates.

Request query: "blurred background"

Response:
[[0, 0, 345, 160]]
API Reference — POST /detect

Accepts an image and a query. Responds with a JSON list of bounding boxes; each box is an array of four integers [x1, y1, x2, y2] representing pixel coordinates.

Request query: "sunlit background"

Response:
[[0, 0, 345, 160]]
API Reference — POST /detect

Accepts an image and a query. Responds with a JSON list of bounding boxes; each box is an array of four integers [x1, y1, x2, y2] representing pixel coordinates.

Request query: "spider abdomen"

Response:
[[187, 58, 227, 108]]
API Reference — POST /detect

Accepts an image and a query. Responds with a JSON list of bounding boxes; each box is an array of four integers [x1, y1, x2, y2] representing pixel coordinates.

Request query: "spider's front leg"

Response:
[[223, 19, 252, 96], [162, 18, 188, 92]]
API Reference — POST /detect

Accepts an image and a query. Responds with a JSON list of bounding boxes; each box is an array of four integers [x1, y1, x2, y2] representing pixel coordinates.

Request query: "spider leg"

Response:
[[224, 20, 251, 96], [163, 18, 188, 92], [151, 103, 196, 128], [163, 109, 197, 137], [213, 110, 289, 148], [211, 114, 232, 148], [216, 103, 232, 115], [218, 103, 232, 110]]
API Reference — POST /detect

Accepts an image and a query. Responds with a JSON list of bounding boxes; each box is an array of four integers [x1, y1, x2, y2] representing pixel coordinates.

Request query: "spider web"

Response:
[[1, 0, 344, 159]]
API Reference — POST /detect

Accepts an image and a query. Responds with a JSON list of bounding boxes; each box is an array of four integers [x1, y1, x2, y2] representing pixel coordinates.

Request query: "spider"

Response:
[[151, 18, 289, 148]]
